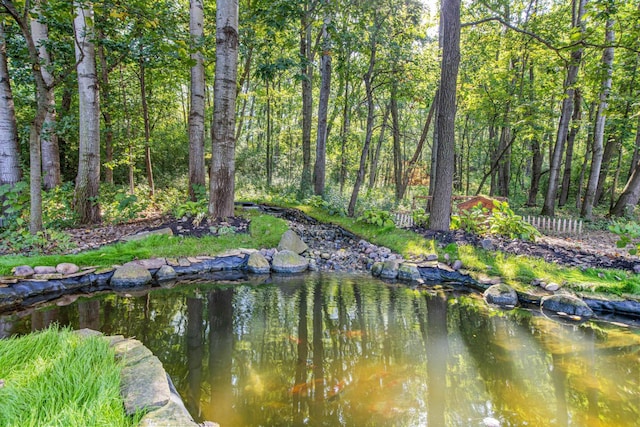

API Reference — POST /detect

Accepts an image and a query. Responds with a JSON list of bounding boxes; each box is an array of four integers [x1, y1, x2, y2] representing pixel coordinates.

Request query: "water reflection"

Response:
[[3, 273, 640, 426]]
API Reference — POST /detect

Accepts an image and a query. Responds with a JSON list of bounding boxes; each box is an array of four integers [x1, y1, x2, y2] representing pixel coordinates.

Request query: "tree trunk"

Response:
[[188, 0, 206, 201], [611, 116, 640, 216], [581, 18, 614, 220], [430, 0, 460, 231], [0, 21, 20, 190], [559, 89, 582, 206], [31, 0, 60, 190], [347, 31, 377, 217], [97, 33, 114, 185], [497, 123, 512, 197], [73, 1, 101, 224], [594, 137, 617, 205], [209, 0, 238, 218], [313, 3, 332, 196], [391, 81, 403, 201], [299, 5, 313, 197], [541, 0, 585, 216], [139, 57, 155, 196], [526, 138, 543, 206], [369, 104, 389, 189], [339, 72, 350, 194]]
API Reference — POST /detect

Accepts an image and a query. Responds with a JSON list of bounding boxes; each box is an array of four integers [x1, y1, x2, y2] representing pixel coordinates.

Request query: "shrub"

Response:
[[357, 208, 395, 228], [609, 221, 640, 255]]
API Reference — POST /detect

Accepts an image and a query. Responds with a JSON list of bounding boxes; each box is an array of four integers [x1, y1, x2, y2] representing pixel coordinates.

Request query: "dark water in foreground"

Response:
[[2, 273, 640, 426]]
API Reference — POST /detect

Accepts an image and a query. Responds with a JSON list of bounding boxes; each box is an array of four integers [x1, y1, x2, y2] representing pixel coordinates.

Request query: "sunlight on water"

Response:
[[2, 273, 640, 426]]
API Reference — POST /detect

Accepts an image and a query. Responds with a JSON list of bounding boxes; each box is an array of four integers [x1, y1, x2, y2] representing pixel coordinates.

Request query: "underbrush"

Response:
[[0, 325, 141, 427]]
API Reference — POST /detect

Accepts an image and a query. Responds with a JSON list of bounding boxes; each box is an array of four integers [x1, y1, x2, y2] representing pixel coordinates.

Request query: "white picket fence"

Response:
[[524, 215, 583, 236], [393, 212, 414, 228]]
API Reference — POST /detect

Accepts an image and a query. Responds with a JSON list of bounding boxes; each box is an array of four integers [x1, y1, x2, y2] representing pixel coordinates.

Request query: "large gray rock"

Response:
[[272, 250, 309, 273], [114, 339, 171, 415], [277, 230, 309, 254], [155, 265, 177, 282], [398, 263, 421, 281], [541, 294, 594, 318], [380, 260, 400, 280], [247, 252, 271, 274], [111, 263, 153, 288], [484, 284, 518, 307], [34, 266, 57, 275]]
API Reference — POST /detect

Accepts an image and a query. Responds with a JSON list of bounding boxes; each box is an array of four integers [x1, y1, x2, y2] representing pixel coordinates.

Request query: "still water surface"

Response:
[[2, 273, 640, 426]]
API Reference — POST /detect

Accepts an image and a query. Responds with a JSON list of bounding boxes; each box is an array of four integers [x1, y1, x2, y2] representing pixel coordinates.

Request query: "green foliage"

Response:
[[173, 199, 208, 218], [451, 203, 489, 234], [0, 181, 29, 229], [412, 210, 429, 228], [0, 325, 140, 427], [609, 221, 640, 255], [488, 201, 540, 241], [100, 186, 148, 224], [357, 208, 396, 228], [42, 183, 77, 228], [0, 228, 74, 256], [305, 193, 347, 217]]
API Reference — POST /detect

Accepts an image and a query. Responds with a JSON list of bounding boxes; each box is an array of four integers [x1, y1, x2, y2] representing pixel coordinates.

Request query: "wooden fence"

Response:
[[393, 212, 414, 228]]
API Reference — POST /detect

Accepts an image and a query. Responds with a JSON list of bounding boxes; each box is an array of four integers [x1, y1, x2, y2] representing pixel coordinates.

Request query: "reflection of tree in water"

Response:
[[185, 296, 204, 421]]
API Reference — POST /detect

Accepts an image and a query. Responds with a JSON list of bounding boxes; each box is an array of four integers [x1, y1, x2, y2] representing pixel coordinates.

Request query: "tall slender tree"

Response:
[[313, 0, 332, 196], [209, 0, 239, 217], [188, 0, 206, 201], [0, 20, 20, 190], [73, 0, 101, 224], [430, 0, 461, 231], [582, 17, 615, 220], [30, 0, 60, 190]]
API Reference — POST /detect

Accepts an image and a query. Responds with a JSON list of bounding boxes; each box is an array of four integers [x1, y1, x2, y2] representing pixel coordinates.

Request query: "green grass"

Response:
[[0, 325, 140, 427], [0, 212, 288, 276]]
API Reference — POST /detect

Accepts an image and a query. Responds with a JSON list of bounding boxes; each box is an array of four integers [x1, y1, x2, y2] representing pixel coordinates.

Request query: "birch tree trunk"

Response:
[[209, 0, 238, 218], [541, 0, 586, 216], [430, 0, 461, 231], [188, 0, 206, 201], [581, 18, 614, 220], [73, 1, 101, 224], [313, 2, 332, 196], [0, 21, 21, 190], [30, 0, 60, 190]]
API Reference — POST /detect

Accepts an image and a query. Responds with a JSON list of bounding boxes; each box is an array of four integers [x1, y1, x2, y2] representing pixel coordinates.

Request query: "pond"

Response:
[[2, 273, 640, 426]]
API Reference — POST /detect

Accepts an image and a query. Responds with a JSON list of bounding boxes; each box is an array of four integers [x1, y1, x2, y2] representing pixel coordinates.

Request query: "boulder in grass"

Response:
[[271, 250, 309, 274], [277, 230, 309, 255], [34, 266, 57, 275], [484, 284, 518, 307], [111, 263, 153, 288], [247, 252, 271, 274], [155, 265, 177, 282]]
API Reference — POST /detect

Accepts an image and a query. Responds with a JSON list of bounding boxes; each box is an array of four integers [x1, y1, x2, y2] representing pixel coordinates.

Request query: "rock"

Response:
[[634, 264, 640, 274], [541, 294, 594, 318], [398, 263, 421, 281], [247, 252, 271, 274], [484, 284, 518, 307], [531, 279, 541, 286], [481, 238, 495, 251], [111, 263, 153, 288], [544, 282, 560, 291], [12, 265, 34, 277], [34, 266, 57, 275], [277, 230, 309, 254], [426, 254, 439, 261], [56, 263, 80, 275], [371, 262, 384, 277], [452, 260, 463, 271], [308, 259, 318, 271], [128, 258, 167, 270], [271, 250, 309, 274], [121, 227, 174, 242], [380, 260, 400, 280], [155, 265, 177, 282]]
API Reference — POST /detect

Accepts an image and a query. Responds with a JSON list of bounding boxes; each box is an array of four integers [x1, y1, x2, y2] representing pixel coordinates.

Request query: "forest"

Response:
[[1, 0, 640, 248]]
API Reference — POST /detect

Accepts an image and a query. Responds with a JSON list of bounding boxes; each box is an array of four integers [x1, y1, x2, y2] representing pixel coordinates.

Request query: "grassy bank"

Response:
[[1, 204, 638, 297], [0, 325, 139, 427]]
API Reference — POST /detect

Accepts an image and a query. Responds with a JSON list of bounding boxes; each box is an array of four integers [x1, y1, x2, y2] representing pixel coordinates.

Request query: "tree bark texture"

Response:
[[97, 33, 114, 185], [30, 0, 60, 190], [541, 0, 585, 217], [0, 21, 20, 188], [139, 57, 155, 196], [559, 89, 582, 206], [313, 4, 332, 196], [430, 0, 460, 231], [581, 18, 614, 220], [611, 116, 640, 216], [391, 81, 403, 201], [73, 1, 101, 224], [299, 6, 313, 196], [189, 0, 206, 201], [209, 0, 238, 218]]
